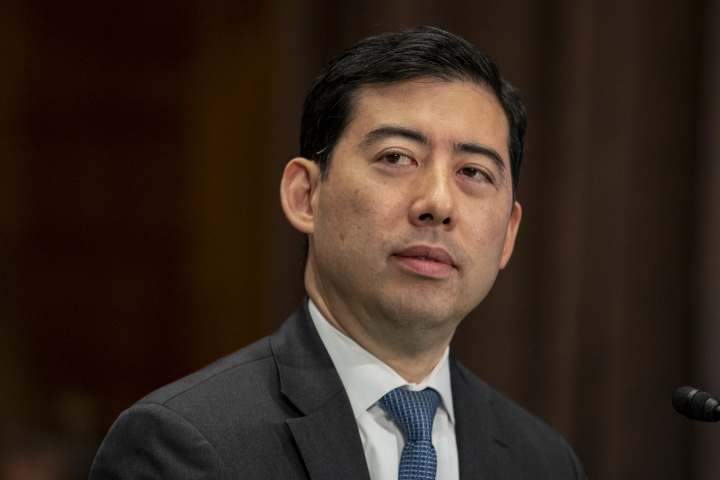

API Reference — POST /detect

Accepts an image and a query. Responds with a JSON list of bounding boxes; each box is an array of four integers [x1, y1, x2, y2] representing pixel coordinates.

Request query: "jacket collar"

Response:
[[451, 357, 513, 479], [269, 299, 371, 480], [270, 299, 512, 480]]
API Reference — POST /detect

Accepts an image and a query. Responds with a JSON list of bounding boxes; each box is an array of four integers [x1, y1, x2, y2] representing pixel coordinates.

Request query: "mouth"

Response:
[[391, 245, 456, 278]]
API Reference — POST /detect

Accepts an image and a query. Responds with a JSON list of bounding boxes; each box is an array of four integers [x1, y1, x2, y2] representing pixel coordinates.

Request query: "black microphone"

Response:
[[672, 386, 720, 422]]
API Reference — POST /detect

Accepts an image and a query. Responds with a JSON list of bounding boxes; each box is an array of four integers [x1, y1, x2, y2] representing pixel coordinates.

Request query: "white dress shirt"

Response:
[[308, 299, 460, 480]]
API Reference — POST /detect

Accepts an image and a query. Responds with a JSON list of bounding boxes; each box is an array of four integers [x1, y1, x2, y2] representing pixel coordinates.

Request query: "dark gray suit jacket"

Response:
[[90, 300, 586, 479]]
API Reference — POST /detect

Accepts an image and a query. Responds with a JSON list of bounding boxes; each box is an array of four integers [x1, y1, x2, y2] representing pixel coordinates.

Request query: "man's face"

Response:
[[308, 78, 521, 332]]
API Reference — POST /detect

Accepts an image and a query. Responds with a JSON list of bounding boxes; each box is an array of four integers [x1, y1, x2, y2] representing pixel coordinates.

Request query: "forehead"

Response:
[[346, 78, 510, 157]]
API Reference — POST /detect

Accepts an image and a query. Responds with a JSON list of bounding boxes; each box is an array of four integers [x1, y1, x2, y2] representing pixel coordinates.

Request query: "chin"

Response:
[[378, 290, 468, 330]]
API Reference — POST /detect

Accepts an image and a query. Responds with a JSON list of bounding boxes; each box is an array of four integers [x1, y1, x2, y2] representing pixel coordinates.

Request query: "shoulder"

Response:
[[133, 335, 298, 445], [91, 335, 305, 479], [138, 336, 275, 407], [90, 401, 231, 479], [456, 360, 559, 442], [451, 359, 586, 479]]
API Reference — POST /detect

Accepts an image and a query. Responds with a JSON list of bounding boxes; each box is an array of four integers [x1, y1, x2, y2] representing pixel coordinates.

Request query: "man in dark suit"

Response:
[[90, 27, 587, 479]]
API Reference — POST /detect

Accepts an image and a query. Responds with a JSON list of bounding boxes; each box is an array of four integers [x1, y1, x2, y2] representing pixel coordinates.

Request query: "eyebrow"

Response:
[[359, 123, 507, 179], [359, 124, 430, 150]]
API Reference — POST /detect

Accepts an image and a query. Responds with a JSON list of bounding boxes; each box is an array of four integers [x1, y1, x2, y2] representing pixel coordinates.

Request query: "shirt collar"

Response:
[[308, 299, 455, 424]]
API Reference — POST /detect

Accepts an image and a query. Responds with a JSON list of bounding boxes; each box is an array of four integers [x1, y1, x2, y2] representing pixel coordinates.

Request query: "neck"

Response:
[[305, 272, 454, 384]]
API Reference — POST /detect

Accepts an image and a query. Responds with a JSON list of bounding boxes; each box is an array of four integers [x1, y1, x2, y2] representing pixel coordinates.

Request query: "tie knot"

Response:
[[379, 388, 439, 442]]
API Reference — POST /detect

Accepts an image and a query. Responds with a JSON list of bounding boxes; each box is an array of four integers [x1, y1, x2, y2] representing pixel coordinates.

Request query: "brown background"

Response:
[[2, 0, 719, 479]]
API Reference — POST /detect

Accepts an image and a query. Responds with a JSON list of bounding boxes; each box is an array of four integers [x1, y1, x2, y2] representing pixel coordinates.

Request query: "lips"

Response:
[[392, 245, 456, 278], [394, 245, 454, 266]]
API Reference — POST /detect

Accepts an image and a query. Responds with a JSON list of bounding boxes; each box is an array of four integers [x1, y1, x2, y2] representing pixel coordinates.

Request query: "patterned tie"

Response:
[[379, 387, 440, 480]]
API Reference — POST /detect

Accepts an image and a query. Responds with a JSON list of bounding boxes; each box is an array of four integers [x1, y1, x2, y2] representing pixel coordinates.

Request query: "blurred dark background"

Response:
[[1, 0, 719, 479]]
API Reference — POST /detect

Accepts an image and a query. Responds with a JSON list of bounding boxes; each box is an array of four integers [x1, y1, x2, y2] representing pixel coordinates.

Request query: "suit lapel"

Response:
[[270, 300, 371, 480], [272, 301, 517, 480], [451, 358, 512, 480]]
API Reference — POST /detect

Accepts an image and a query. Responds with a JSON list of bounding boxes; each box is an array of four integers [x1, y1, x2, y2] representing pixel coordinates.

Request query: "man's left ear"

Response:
[[499, 201, 522, 269], [280, 157, 321, 235]]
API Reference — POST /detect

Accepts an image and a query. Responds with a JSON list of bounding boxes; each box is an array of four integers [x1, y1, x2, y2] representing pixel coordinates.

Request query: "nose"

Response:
[[408, 163, 456, 230]]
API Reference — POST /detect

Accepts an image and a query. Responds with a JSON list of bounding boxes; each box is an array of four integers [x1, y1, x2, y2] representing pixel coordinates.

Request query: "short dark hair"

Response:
[[300, 26, 526, 193]]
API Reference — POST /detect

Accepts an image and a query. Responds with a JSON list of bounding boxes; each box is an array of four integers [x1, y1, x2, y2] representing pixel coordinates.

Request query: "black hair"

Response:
[[300, 26, 526, 193]]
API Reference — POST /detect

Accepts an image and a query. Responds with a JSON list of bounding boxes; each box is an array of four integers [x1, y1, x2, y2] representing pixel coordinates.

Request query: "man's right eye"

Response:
[[384, 153, 414, 165]]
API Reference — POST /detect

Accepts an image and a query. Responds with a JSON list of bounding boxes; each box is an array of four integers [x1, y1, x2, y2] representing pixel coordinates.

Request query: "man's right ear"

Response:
[[280, 157, 321, 235]]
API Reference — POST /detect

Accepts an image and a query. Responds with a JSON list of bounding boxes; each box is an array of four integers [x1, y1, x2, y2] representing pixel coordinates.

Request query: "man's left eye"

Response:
[[460, 167, 486, 179]]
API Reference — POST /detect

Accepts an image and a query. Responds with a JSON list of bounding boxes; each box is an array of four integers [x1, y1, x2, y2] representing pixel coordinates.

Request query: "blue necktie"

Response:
[[379, 387, 440, 480]]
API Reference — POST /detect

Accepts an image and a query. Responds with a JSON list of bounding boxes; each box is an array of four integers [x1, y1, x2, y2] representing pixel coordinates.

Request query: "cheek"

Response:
[[334, 177, 405, 231], [315, 180, 408, 281], [318, 178, 404, 251], [462, 203, 510, 259]]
